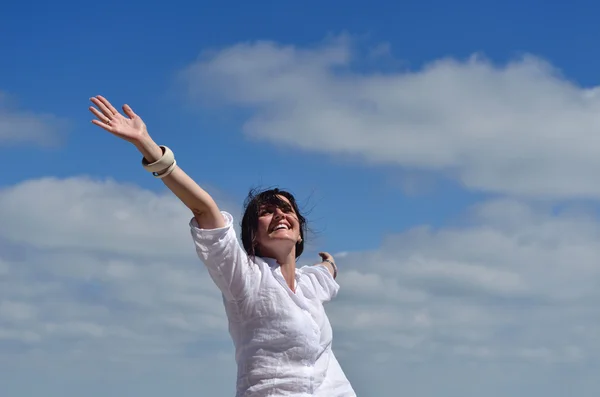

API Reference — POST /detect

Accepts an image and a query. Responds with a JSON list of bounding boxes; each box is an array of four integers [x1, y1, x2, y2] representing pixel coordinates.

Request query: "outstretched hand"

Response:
[[89, 95, 149, 143]]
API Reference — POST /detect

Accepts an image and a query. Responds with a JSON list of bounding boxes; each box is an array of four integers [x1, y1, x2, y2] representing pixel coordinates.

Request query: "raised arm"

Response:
[[89, 95, 224, 230]]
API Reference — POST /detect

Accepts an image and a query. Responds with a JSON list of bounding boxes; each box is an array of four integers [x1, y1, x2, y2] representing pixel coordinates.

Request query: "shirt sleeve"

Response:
[[189, 211, 256, 302], [300, 264, 340, 303]]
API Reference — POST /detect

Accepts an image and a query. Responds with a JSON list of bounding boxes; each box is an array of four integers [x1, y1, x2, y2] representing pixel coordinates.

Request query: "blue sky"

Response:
[[2, 0, 600, 396], [2, 0, 599, 249]]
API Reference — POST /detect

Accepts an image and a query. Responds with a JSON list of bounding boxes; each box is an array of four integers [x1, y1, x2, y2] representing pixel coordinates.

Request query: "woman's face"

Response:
[[254, 195, 302, 257]]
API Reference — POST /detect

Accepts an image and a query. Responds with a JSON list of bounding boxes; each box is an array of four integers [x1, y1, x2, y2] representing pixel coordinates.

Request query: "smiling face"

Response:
[[255, 196, 301, 255], [241, 188, 306, 259]]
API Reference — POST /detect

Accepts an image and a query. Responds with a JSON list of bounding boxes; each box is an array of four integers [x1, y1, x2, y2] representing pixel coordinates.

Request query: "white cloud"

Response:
[[329, 198, 600, 395], [181, 37, 600, 199], [0, 91, 66, 146], [0, 176, 193, 257], [1, 177, 599, 396]]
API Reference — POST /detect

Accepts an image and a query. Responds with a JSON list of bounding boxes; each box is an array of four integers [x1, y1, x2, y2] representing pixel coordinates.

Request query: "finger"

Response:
[[90, 97, 114, 118], [122, 104, 136, 119], [91, 118, 115, 132], [89, 106, 112, 124], [96, 95, 119, 115]]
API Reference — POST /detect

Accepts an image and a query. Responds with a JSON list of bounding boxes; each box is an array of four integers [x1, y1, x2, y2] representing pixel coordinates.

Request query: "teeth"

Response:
[[274, 224, 288, 231]]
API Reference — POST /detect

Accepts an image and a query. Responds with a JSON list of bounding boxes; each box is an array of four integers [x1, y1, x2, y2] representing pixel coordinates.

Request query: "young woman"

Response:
[[89, 95, 356, 396]]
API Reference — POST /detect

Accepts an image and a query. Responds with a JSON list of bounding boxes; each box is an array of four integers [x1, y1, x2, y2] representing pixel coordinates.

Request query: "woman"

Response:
[[88, 96, 356, 396]]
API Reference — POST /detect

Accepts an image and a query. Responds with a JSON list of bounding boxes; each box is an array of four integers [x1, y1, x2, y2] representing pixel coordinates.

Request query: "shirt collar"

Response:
[[262, 256, 300, 293], [262, 257, 280, 269]]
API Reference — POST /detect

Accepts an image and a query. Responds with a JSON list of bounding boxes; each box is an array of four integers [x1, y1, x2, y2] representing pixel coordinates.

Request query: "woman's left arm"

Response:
[[302, 252, 340, 303], [318, 252, 338, 279]]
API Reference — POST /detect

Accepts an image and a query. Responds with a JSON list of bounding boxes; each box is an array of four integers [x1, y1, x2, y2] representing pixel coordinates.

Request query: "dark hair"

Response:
[[241, 188, 307, 258]]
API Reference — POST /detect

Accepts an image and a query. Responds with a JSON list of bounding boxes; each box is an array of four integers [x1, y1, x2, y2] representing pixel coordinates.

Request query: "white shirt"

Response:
[[190, 211, 356, 397]]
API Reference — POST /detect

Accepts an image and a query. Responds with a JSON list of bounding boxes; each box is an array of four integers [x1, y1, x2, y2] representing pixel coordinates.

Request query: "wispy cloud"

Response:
[[181, 37, 600, 199], [0, 91, 67, 147]]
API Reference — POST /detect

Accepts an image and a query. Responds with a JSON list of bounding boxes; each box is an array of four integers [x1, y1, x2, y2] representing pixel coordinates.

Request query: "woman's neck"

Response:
[[276, 253, 297, 292]]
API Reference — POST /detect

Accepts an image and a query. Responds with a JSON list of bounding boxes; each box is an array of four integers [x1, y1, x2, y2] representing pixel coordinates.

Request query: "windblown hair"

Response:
[[241, 188, 307, 258]]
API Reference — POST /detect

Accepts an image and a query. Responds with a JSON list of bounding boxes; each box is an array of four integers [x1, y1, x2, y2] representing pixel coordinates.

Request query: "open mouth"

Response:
[[271, 223, 290, 232]]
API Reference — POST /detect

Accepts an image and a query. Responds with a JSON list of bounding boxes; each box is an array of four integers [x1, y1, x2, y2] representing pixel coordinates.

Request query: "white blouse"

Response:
[[190, 211, 356, 397]]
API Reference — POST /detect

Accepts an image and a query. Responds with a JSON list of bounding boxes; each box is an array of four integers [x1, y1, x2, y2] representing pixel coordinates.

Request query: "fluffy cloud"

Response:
[[181, 37, 600, 199], [1, 177, 599, 396], [0, 177, 238, 396], [0, 92, 66, 146]]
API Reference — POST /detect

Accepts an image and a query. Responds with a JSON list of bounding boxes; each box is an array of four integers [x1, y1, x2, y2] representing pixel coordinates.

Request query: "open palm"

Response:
[[89, 95, 148, 143]]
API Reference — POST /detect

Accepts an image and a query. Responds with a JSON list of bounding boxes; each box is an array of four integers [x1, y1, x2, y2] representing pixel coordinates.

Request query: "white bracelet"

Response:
[[154, 159, 177, 178], [142, 145, 175, 173]]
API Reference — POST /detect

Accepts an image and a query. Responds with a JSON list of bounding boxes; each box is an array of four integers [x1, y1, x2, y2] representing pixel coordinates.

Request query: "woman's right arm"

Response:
[[133, 137, 225, 229], [89, 95, 256, 300], [89, 95, 224, 230]]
